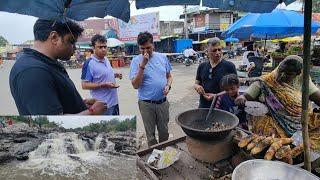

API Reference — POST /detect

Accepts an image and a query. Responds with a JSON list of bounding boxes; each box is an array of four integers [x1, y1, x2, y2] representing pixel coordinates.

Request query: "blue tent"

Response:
[[222, 9, 320, 39], [0, 0, 130, 22]]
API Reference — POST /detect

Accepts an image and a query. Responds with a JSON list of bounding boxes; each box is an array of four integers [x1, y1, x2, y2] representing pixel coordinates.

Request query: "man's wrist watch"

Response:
[[167, 84, 171, 90]]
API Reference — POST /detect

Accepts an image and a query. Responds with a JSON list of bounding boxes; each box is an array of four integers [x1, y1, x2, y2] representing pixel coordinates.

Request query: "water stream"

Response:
[[0, 132, 136, 180]]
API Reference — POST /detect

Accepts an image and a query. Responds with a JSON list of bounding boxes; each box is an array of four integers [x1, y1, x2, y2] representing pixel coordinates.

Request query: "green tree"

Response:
[[0, 36, 8, 47], [312, 0, 320, 12]]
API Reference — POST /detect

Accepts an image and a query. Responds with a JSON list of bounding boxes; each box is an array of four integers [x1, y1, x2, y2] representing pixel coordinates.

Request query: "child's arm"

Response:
[[214, 96, 222, 109]]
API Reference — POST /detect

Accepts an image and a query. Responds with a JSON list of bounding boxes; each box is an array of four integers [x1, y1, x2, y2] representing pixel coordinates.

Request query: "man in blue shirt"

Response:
[[129, 32, 173, 146], [81, 34, 122, 115]]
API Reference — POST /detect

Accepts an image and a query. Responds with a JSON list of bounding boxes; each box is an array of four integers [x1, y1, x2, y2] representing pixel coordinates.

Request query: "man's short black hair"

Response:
[[137, 31, 153, 45], [91, 34, 106, 47], [33, 19, 84, 41], [220, 74, 239, 89]]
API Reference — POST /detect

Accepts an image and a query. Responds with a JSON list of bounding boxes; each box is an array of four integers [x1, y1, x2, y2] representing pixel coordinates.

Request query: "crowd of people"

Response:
[[8, 18, 320, 149]]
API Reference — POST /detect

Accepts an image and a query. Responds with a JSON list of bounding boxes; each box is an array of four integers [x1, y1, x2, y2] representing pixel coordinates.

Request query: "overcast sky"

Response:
[[47, 115, 135, 129], [0, 1, 301, 44]]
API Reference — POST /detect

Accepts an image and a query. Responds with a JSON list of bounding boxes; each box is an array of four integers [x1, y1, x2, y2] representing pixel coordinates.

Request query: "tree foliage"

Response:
[[313, 0, 320, 13], [0, 36, 8, 47], [71, 117, 136, 132]]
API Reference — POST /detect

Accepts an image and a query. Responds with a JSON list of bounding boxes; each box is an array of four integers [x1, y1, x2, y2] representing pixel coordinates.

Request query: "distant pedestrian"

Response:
[[0, 57, 4, 68]]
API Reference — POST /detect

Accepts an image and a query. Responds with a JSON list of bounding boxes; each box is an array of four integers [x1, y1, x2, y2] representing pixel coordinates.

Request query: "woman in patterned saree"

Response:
[[235, 55, 320, 151]]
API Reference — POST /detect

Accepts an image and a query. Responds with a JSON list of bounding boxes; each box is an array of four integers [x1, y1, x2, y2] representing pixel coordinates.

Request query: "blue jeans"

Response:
[[104, 104, 119, 115]]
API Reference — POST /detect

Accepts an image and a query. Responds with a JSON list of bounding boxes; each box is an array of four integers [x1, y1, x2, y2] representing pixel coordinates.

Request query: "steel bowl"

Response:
[[232, 159, 319, 180], [175, 108, 239, 140]]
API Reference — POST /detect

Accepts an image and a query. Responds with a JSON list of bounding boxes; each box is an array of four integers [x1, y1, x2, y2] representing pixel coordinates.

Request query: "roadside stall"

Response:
[[106, 38, 126, 68], [137, 107, 320, 179]]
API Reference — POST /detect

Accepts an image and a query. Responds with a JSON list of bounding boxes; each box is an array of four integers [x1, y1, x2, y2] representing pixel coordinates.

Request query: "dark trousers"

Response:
[[138, 100, 170, 146]]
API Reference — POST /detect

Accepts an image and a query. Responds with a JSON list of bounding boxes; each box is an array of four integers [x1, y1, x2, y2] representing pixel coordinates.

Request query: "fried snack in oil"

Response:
[[238, 134, 258, 148], [247, 136, 266, 151], [251, 137, 275, 155]]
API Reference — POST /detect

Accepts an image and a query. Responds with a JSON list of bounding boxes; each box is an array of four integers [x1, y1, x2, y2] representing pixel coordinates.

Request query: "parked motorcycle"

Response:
[[175, 55, 184, 63], [184, 57, 192, 66]]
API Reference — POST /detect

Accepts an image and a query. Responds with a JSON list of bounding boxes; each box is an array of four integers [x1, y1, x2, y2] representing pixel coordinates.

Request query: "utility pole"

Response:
[[184, 5, 188, 39]]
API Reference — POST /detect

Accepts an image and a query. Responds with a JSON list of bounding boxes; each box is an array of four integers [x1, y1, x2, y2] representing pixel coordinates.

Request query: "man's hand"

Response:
[[83, 98, 97, 108], [194, 84, 205, 95], [163, 85, 171, 96], [203, 93, 215, 101], [89, 101, 107, 115], [235, 95, 247, 106], [101, 82, 120, 88], [115, 73, 123, 79], [140, 52, 150, 67]]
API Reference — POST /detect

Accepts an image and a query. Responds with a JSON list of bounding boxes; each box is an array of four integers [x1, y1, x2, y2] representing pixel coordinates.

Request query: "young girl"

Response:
[[214, 74, 248, 129]]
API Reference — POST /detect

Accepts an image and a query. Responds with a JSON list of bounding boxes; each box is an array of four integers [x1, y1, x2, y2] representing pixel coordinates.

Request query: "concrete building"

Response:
[[180, 7, 238, 41], [159, 21, 184, 37]]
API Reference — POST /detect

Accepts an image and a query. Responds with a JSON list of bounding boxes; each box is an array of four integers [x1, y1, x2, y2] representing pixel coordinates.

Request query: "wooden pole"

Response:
[[301, 0, 312, 171]]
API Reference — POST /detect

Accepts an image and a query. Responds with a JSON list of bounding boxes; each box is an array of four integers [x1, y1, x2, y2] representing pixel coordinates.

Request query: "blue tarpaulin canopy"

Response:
[[224, 37, 239, 42], [222, 9, 320, 39], [202, 0, 296, 13], [136, 0, 200, 9], [0, 0, 130, 22]]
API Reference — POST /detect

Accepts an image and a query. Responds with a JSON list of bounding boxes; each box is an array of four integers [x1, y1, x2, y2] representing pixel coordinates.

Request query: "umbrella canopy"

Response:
[[203, 0, 296, 13], [222, 13, 261, 40], [136, 0, 200, 9], [0, 0, 130, 22], [222, 9, 320, 39], [107, 38, 124, 47], [224, 37, 239, 43]]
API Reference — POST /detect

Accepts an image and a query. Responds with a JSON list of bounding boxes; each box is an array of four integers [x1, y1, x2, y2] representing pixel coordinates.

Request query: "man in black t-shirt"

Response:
[[194, 37, 237, 108], [9, 19, 106, 115]]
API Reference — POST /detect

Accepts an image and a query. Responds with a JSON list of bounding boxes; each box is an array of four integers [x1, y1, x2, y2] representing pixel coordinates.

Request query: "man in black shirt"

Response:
[[194, 37, 237, 108], [9, 19, 106, 115]]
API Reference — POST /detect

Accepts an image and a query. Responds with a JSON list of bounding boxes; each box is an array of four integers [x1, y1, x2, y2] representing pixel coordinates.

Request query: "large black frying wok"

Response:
[[176, 108, 239, 140]]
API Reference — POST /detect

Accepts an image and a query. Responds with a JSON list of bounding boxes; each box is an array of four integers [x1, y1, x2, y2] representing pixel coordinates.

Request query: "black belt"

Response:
[[142, 98, 167, 104]]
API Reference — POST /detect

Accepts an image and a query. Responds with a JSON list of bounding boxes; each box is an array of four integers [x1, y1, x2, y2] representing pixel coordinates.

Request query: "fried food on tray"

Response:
[[247, 136, 266, 151], [264, 140, 282, 160], [238, 134, 303, 164], [238, 134, 258, 148], [275, 145, 291, 160], [279, 138, 293, 145], [281, 154, 293, 165], [251, 137, 275, 155], [291, 144, 304, 158]]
